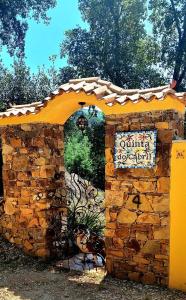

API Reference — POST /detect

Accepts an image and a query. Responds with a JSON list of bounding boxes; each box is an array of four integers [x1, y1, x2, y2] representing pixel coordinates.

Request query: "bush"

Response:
[[64, 107, 105, 190]]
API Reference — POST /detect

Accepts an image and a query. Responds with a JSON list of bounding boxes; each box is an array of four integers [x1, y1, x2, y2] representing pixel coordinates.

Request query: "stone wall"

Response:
[[0, 123, 66, 257], [0, 109, 184, 285], [105, 110, 184, 285]]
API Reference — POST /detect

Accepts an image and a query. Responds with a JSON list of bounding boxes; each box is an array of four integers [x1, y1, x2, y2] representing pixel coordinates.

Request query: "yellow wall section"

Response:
[[0, 91, 184, 126], [169, 141, 186, 291]]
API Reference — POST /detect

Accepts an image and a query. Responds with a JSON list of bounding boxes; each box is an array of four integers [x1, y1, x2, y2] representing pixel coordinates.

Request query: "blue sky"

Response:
[[1, 0, 86, 72], [1, 0, 151, 73]]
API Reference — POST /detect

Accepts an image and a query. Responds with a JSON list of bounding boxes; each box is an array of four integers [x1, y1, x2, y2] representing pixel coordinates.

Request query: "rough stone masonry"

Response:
[[105, 109, 184, 286], [0, 108, 184, 287], [0, 123, 66, 257]]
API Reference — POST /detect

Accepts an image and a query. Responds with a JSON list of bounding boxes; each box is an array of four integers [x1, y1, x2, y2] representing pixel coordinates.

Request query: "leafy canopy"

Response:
[[64, 108, 105, 190], [61, 0, 164, 88], [0, 0, 56, 56], [149, 0, 186, 91], [0, 58, 60, 109]]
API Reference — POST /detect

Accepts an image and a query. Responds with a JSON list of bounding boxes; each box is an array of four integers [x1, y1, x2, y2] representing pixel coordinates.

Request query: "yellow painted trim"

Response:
[[0, 92, 184, 126], [169, 141, 186, 292]]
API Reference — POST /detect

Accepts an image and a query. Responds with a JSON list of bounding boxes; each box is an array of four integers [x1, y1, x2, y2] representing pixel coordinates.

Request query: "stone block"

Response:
[[105, 208, 110, 222], [35, 202, 50, 210], [24, 240, 33, 251], [32, 169, 40, 178], [161, 217, 169, 226], [10, 138, 22, 148], [117, 208, 137, 224], [4, 199, 17, 215], [13, 156, 28, 171], [39, 218, 48, 229], [133, 256, 149, 265], [151, 195, 169, 212], [105, 162, 115, 177], [106, 258, 113, 273], [20, 208, 33, 217], [19, 197, 30, 205], [136, 232, 148, 241], [155, 254, 168, 260], [105, 190, 124, 207], [141, 240, 160, 254], [158, 129, 173, 143], [115, 227, 130, 239], [35, 157, 46, 166], [155, 122, 169, 129], [137, 213, 160, 224], [111, 181, 121, 190], [17, 172, 28, 181], [126, 194, 153, 212], [21, 188, 31, 198], [106, 222, 117, 229], [133, 181, 156, 193], [104, 229, 115, 238], [110, 212, 118, 222], [157, 177, 170, 193], [32, 138, 44, 147], [105, 148, 113, 162], [142, 272, 156, 285], [107, 249, 124, 258], [2, 144, 14, 155], [21, 124, 32, 131], [128, 272, 140, 282], [113, 237, 124, 249], [153, 226, 169, 240], [39, 166, 47, 178], [28, 218, 39, 228]]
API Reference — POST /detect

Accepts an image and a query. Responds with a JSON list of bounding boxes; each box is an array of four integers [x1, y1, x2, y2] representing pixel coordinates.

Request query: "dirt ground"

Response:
[[0, 237, 186, 300]]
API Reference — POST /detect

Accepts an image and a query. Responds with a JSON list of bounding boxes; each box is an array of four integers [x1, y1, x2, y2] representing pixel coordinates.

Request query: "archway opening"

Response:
[[58, 105, 106, 271]]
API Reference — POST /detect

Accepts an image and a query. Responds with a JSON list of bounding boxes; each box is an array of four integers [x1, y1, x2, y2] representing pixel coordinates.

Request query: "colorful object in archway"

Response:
[[76, 114, 88, 132], [114, 130, 157, 168]]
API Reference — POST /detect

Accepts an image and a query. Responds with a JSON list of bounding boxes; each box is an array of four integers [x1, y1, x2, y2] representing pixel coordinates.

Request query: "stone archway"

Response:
[[0, 77, 185, 286]]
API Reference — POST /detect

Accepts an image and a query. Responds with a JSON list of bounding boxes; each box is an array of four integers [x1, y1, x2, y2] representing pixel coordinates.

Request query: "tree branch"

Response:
[[173, 6, 186, 89], [170, 0, 182, 41], [177, 65, 186, 88]]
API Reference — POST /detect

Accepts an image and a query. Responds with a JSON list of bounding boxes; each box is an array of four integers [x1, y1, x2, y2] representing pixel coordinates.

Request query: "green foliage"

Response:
[[68, 209, 105, 237], [58, 66, 78, 84], [0, 0, 56, 56], [64, 108, 105, 190], [149, 0, 186, 90], [0, 58, 60, 109], [60, 0, 165, 88], [64, 132, 94, 179]]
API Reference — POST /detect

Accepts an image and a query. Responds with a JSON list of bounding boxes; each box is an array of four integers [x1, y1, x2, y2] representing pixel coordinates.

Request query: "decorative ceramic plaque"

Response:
[[115, 130, 157, 169]]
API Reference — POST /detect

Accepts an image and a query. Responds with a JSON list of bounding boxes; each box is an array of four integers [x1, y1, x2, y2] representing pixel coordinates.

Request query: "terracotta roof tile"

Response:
[[0, 77, 185, 118], [69, 77, 100, 84], [93, 85, 110, 98]]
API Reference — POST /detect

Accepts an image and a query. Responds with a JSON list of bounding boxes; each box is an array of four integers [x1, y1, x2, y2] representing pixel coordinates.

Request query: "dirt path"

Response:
[[0, 237, 185, 300], [0, 266, 186, 300]]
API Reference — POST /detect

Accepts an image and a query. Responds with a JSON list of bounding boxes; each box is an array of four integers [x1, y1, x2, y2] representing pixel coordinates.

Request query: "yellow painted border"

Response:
[[169, 141, 186, 292], [0, 92, 184, 126]]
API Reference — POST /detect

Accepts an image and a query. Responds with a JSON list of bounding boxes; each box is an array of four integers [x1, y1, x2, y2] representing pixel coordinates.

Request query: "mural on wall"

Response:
[[115, 130, 157, 168]]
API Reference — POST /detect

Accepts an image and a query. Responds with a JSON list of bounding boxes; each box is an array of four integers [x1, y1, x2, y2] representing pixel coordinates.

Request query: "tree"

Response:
[[0, 58, 60, 109], [149, 0, 186, 91], [64, 132, 94, 180], [58, 66, 78, 84], [0, 0, 56, 56], [61, 0, 165, 88], [64, 108, 105, 190]]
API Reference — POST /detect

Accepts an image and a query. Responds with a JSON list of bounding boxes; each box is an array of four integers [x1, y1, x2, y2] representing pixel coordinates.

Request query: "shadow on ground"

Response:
[[0, 236, 185, 300]]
